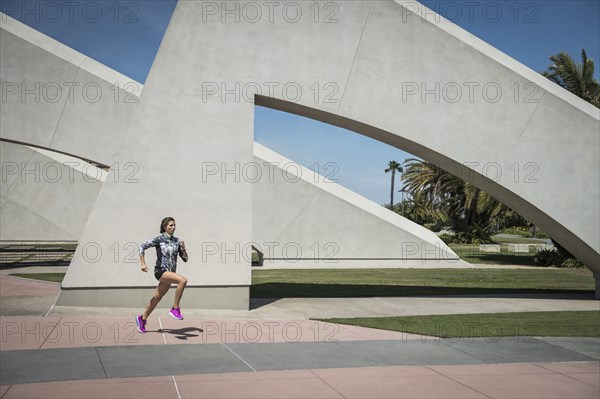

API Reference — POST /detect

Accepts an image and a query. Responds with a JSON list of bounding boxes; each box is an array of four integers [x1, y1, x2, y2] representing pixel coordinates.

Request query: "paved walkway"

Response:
[[0, 272, 599, 398]]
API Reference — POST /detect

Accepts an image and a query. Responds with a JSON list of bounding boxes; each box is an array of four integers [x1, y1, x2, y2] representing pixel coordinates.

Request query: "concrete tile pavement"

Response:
[[0, 315, 427, 351], [1, 363, 598, 399]]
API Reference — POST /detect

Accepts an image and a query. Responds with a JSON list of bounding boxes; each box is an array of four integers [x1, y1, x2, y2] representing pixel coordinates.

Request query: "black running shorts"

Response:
[[154, 269, 166, 281]]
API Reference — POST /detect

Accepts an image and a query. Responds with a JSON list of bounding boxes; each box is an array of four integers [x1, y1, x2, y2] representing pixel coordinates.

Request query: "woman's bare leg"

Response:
[[143, 281, 171, 320], [159, 271, 187, 308]]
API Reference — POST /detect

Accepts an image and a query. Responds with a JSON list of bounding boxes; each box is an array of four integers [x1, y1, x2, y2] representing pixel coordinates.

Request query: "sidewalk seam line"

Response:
[[221, 343, 256, 372], [308, 369, 346, 399], [440, 340, 491, 364], [44, 302, 57, 317], [0, 384, 13, 399], [535, 337, 599, 361], [171, 375, 182, 399], [38, 316, 63, 349], [158, 316, 167, 345], [532, 362, 600, 388], [94, 347, 108, 379], [557, 370, 600, 387], [425, 365, 493, 399], [336, 0, 374, 115]]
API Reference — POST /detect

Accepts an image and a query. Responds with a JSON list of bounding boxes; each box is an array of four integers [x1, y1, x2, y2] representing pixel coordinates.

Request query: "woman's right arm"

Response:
[[140, 253, 148, 272], [139, 237, 158, 273]]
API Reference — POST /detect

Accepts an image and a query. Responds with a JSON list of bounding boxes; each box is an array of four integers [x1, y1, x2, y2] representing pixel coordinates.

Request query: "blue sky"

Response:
[[2, 0, 598, 204]]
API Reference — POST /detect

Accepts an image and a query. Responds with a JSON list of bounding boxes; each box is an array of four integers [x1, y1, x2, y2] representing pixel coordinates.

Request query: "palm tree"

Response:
[[384, 161, 403, 210], [402, 159, 510, 241], [402, 190, 446, 226], [402, 158, 462, 210], [542, 49, 600, 107]]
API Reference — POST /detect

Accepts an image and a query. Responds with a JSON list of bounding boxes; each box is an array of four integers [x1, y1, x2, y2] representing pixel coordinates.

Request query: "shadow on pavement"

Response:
[[250, 283, 595, 301], [159, 327, 204, 340]]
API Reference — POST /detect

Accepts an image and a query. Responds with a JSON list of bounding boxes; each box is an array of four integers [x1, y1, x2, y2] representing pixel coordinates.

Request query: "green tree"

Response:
[[402, 159, 510, 242], [401, 190, 446, 227], [542, 49, 600, 107], [384, 161, 403, 210]]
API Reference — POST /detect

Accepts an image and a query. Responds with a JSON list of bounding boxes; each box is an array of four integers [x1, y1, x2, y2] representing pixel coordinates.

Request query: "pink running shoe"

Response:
[[136, 315, 147, 333], [169, 307, 183, 320]]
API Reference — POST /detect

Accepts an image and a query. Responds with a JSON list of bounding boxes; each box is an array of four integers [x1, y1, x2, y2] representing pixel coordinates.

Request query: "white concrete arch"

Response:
[[255, 95, 599, 275]]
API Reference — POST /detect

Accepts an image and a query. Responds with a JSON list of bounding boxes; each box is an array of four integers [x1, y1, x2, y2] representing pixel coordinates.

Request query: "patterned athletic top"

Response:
[[139, 234, 188, 274]]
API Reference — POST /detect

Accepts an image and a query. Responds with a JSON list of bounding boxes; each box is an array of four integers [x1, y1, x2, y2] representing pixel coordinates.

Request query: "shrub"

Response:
[[438, 231, 492, 244], [561, 258, 584, 268], [533, 249, 585, 268], [533, 249, 562, 266], [500, 226, 549, 238], [424, 222, 443, 232], [438, 233, 454, 244], [500, 226, 531, 237]]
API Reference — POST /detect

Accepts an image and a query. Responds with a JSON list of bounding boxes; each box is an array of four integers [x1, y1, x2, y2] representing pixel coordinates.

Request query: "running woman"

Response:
[[135, 217, 189, 333]]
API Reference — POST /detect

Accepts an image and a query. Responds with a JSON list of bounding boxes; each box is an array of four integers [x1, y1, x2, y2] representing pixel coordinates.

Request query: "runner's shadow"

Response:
[[159, 327, 204, 340]]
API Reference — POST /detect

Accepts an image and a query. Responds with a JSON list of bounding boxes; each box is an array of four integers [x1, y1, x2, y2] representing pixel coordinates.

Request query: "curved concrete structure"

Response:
[[2, 0, 599, 305], [0, 15, 142, 166], [0, 141, 104, 241]]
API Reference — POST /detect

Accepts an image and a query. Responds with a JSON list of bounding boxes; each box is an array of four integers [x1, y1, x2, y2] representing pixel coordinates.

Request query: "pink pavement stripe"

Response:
[[0, 317, 63, 350], [0, 279, 26, 296], [1, 316, 431, 350], [2, 363, 598, 399], [0, 276, 60, 297], [0, 376, 177, 399], [338, 323, 431, 341], [427, 362, 555, 376], [176, 374, 344, 398], [533, 361, 600, 374], [317, 374, 487, 398], [450, 372, 600, 399], [564, 373, 600, 387]]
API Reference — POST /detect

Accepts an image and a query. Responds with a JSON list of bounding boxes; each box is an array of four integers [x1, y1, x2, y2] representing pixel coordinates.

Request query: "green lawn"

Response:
[[10, 268, 596, 299], [321, 311, 600, 337], [251, 268, 595, 298]]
